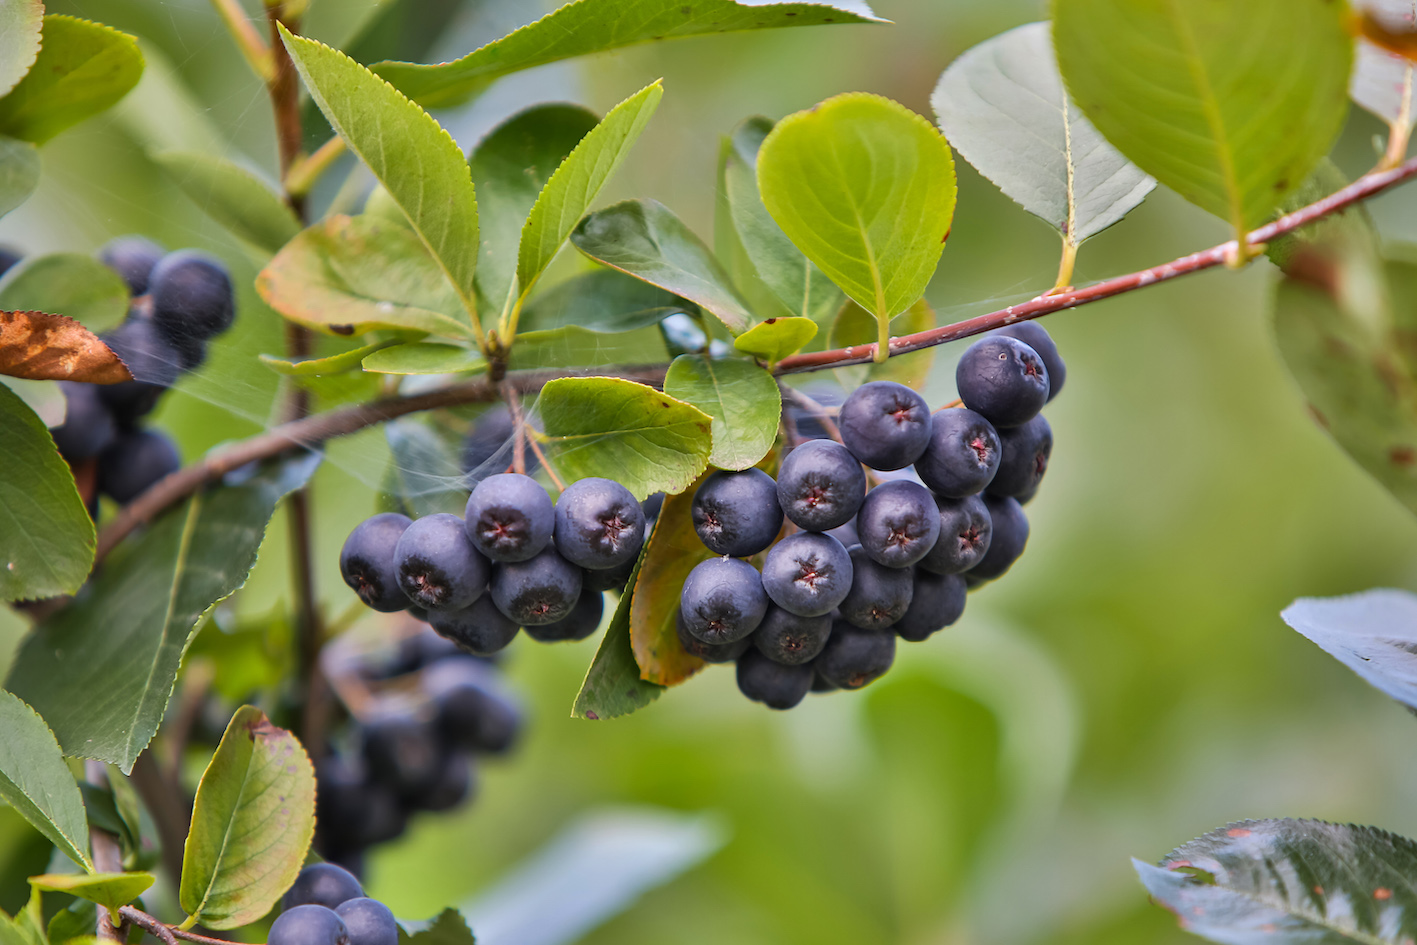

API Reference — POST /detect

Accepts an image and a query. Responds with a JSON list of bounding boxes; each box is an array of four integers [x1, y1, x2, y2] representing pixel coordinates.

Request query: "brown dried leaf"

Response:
[[1356, 8, 1417, 60], [0, 310, 130, 383], [629, 473, 711, 686]]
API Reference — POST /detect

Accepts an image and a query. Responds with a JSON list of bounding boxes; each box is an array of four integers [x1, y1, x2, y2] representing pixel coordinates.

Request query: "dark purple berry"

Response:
[[394, 513, 490, 611], [987, 414, 1052, 497], [895, 570, 966, 642], [524, 590, 605, 642], [761, 531, 853, 617], [676, 610, 752, 663], [0, 247, 20, 278], [970, 495, 1029, 581], [424, 656, 523, 754], [427, 596, 520, 654], [464, 473, 554, 563], [361, 708, 443, 800], [838, 545, 913, 630], [334, 899, 399, 945], [490, 546, 583, 625], [736, 649, 813, 709], [855, 480, 940, 568], [680, 556, 769, 644], [956, 336, 1049, 428], [269, 906, 348, 945], [915, 407, 1000, 497], [97, 428, 179, 503], [776, 439, 866, 531], [813, 622, 895, 690], [753, 605, 832, 665], [98, 236, 164, 296], [838, 380, 931, 470], [50, 382, 116, 461], [98, 318, 182, 423], [582, 553, 636, 591], [340, 514, 413, 613], [554, 477, 645, 570], [150, 250, 235, 342], [996, 321, 1065, 401], [461, 405, 535, 479], [692, 468, 784, 557], [917, 494, 992, 575], [282, 862, 363, 911], [407, 751, 474, 812]]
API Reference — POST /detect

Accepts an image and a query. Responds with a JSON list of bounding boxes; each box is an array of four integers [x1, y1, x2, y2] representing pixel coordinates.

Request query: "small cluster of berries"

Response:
[[678, 322, 1065, 709], [270, 863, 397, 945], [42, 236, 236, 510], [315, 631, 521, 869]]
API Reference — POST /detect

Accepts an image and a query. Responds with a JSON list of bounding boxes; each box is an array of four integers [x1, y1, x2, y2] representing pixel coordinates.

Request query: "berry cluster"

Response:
[[680, 322, 1064, 709], [271, 863, 396, 945], [315, 631, 521, 869], [340, 473, 649, 654], [44, 236, 236, 509]]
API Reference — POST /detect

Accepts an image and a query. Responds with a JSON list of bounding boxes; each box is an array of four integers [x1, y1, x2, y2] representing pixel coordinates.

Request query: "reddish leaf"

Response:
[[0, 310, 131, 383], [629, 474, 710, 686]]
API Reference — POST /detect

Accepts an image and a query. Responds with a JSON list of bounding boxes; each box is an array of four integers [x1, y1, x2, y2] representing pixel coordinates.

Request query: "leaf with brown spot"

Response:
[[0, 311, 130, 383], [629, 474, 711, 686]]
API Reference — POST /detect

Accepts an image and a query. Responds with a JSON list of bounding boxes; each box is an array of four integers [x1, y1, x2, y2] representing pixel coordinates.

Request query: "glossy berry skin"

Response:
[[895, 571, 966, 642], [335, 899, 399, 945], [98, 236, 164, 296], [582, 553, 635, 592], [50, 382, 116, 461], [918, 494, 992, 575], [554, 477, 645, 570], [490, 546, 583, 625], [427, 596, 519, 654], [150, 250, 235, 341], [361, 709, 443, 801], [736, 649, 813, 709], [956, 336, 1049, 428], [282, 863, 364, 911], [776, 439, 866, 531], [838, 545, 913, 630], [987, 414, 1052, 497], [753, 605, 832, 666], [915, 407, 1001, 497], [996, 322, 1065, 401], [269, 906, 349, 945], [814, 623, 896, 690], [676, 611, 751, 663], [464, 473, 555, 563], [692, 468, 784, 557], [761, 531, 854, 617], [97, 429, 180, 504], [838, 381, 932, 470], [970, 495, 1029, 581], [395, 514, 490, 611], [856, 480, 941, 569], [524, 590, 605, 642], [424, 656, 523, 754], [680, 557, 769, 644], [98, 318, 182, 423], [340, 514, 413, 612]]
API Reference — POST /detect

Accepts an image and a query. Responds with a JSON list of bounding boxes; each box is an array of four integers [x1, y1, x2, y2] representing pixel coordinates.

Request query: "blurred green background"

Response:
[[5, 1, 1417, 943]]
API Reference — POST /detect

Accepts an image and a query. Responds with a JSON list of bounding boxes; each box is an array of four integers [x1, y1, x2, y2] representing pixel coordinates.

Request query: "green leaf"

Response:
[[829, 297, 936, 390], [0, 887, 43, 945], [515, 81, 663, 308], [257, 215, 473, 339], [0, 254, 130, 332], [373, 0, 885, 108], [154, 151, 301, 256], [0, 691, 91, 872], [46, 898, 95, 945], [397, 908, 476, 945], [1053, 0, 1352, 241], [629, 478, 709, 687], [757, 93, 955, 358], [571, 199, 755, 336], [361, 342, 485, 375], [180, 706, 316, 930], [518, 268, 684, 335], [0, 16, 143, 146], [1281, 589, 1417, 714], [29, 873, 153, 915], [280, 28, 480, 334], [0, 136, 38, 220], [382, 419, 467, 519], [259, 340, 406, 377], [1137, 819, 1417, 943], [573, 548, 663, 720], [933, 22, 1153, 246], [469, 104, 599, 314], [5, 453, 319, 772], [0, 1, 41, 100], [0, 377, 63, 427], [722, 117, 842, 325], [538, 376, 712, 499], [733, 317, 818, 363], [0, 384, 94, 601], [663, 355, 780, 471]]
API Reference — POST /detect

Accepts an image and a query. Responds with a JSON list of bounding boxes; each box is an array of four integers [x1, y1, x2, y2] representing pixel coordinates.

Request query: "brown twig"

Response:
[[85, 761, 125, 942], [499, 381, 529, 476], [118, 908, 178, 945]]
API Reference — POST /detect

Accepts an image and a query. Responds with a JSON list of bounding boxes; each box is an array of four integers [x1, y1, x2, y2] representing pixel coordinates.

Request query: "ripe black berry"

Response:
[[334, 899, 399, 945], [582, 553, 636, 591], [282, 863, 364, 911], [996, 322, 1065, 401], [427, 596, 520, 654], [814, 623, 896, 690], [424, 656, 523, 754], [408, 751, 474, 812], [394, 513, 490, 611], [98, 318, 182, 423], [736, 649, 814, 709], [340, 513, 413, 613], [269, 906, 348, 945], [753, 605, 832, 665], [895, 570, 966, 642], [838, 545, 913, 630], [987, 414, 1052, 497], [915, 407, 1000, 497], [855, 479, 941, 568], [361, 709, 443, 801], [97, 428, 180, 503], [917, 494, 992, 575], [464, 473, 555, 563], [50, 382, 116, 461], [676, 610, 752, 663], [554, 477, 646, 570], [97, 236, 164, 296], [490, 546, 583, 625], [956, 336, 1049, 428], [680, 557, 769, 644], [776, 439, 866, 531], [461, 405, 533, 478], [523, 590, 605, 642], [761, 531, 853, 617], [149, 250, 235, 342], [838, 380, 932, 470], [692, 468, 784, 557], [970, 495, 1029, 581]]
